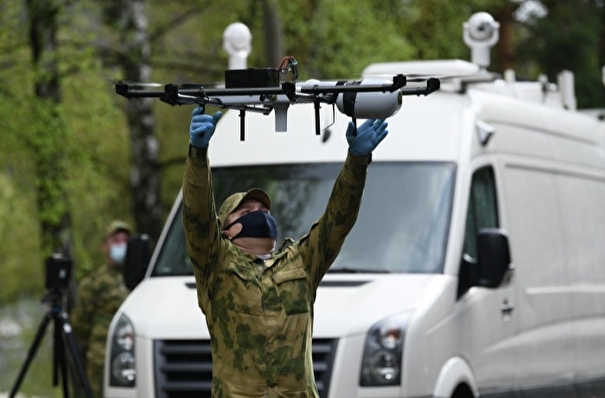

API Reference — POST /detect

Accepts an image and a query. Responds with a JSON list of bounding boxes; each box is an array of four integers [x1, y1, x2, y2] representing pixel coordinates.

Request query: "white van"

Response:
[[104, 13, 605, 398]]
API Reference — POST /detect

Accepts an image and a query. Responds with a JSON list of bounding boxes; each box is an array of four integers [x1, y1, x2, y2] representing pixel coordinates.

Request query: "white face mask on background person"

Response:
[[109, 243, 127, 265]]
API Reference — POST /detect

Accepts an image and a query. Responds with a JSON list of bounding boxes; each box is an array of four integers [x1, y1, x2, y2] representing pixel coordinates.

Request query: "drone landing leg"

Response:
[[314, 102, 321, 135], [239, 110, 245, 141]]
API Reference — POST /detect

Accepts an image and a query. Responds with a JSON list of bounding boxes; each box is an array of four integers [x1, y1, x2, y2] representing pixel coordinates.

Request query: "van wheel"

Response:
[[451, 384, 474, 398]]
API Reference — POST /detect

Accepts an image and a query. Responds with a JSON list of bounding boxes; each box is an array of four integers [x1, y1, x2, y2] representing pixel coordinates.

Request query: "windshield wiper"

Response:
[[327, 267, 392, 274]]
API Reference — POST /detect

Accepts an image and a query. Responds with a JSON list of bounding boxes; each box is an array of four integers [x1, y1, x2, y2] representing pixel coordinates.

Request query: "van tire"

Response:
[[451, 384, 474, 398]]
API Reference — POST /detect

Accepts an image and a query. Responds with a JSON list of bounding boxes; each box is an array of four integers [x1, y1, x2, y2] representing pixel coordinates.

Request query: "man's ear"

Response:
[[223, 222, 242, 240]]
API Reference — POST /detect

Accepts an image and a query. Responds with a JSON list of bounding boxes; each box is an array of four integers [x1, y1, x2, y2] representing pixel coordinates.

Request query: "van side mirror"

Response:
[[458, 228, 514, 298], [124, 234, 153, 291], [475, 228, 513, 288]]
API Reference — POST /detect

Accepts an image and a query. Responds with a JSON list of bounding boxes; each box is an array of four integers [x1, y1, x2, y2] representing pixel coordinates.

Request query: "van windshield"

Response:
[[152, 162, 455, 276]]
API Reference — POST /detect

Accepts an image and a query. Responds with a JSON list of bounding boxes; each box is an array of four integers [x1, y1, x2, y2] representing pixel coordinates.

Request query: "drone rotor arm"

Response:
[[115, 82, 165, 99], [114, 72, 440, 141], [391, 77, 441, 97]]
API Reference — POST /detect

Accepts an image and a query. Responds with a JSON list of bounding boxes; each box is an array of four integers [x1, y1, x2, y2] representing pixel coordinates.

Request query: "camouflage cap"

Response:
[[105, 220, 132, 238], [218, 188, 272, 228]]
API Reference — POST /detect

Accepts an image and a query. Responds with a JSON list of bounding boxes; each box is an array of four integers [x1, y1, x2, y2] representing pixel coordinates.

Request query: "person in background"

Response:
[[182, 106, 389, 397], [71, 220, 131, 397]]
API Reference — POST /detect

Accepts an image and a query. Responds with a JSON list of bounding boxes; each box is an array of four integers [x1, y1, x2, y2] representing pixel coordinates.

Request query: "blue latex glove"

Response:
[[189, 106, 223, 149], [346, 118, 389, 156]]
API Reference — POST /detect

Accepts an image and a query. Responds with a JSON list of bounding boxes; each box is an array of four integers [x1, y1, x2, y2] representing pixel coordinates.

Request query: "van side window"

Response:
[[463, 166, 499, 259], [459, 166, 499, 298]]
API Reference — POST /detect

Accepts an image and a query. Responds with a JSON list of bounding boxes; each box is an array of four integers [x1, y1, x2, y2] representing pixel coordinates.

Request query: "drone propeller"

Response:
[[404, 75, 458, 83], [180, 82, 224, 89], [110, 80, 163, 88], [372, 70, 499, 83]]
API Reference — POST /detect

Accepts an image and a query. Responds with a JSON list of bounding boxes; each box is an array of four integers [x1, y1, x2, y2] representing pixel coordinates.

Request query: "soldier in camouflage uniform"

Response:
[[71, 220, 131, 398], [182, 106, 389, 398]]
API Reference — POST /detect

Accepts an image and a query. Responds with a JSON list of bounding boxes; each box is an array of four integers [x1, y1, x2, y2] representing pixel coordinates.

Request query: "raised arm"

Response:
[[182, 106, 223, 310], [299, 118, 389, 288]]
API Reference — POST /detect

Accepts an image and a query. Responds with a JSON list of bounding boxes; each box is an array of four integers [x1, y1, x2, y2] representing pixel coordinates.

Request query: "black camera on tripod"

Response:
[[44, 254, 72, 293], [10, 252, 94, 398]]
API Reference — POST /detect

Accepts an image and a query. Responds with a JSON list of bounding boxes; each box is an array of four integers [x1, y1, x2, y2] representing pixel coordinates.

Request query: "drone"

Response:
[[115, 57, 440, 140]]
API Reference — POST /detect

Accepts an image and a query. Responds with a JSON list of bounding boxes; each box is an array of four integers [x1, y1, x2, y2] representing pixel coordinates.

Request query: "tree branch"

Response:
[[149, 7, 203, 43]]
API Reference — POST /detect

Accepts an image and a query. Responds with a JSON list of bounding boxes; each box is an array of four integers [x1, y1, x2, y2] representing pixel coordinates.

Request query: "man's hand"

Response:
[[189, 106, 223, 149], [346, 118, 389, 157]]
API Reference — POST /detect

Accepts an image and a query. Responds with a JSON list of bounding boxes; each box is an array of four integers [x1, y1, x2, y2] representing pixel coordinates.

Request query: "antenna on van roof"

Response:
[[115, 61, 440, 141]]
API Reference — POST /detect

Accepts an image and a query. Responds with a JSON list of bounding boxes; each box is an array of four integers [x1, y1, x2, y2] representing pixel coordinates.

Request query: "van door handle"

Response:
[[500, 300, 514, 315]]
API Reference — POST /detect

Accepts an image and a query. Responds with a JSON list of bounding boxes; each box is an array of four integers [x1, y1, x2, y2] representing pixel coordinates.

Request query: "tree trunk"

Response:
[[115, 0, 162, 241], [495, 1, 516, 72], [599, 0, 605, 76], [26, 0, 73, 256], [260, 0, 284, 67]]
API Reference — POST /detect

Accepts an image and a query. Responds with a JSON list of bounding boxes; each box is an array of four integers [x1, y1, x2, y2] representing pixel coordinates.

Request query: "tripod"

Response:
[[9, 290, 95, 398]]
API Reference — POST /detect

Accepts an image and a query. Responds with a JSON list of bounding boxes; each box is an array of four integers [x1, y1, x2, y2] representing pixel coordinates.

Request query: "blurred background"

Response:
[[0, 0, 604, 396]]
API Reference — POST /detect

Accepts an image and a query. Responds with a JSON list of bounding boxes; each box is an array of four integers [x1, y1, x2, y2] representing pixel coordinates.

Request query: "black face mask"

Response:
[[224, 210, 278, 240]]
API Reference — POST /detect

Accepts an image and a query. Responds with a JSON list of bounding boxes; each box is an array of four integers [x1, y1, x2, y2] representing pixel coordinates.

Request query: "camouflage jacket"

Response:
[[182, 146, 370, 398], [71, 264, 129, 360]]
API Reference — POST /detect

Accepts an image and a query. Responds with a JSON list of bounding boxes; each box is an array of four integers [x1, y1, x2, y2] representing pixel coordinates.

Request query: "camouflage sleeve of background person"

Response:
[[182, 146, 226, 314], [70, 274, 97, 356], [298, 151, 371, 289]]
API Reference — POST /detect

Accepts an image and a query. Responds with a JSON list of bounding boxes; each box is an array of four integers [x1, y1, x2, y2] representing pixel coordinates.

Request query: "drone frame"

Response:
[[115, 74, 440, 140]]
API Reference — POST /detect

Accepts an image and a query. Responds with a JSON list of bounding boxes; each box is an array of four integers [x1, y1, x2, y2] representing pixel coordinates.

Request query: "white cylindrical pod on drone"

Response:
[[335, 79, 403, 119], [299, 79, 404, 120]]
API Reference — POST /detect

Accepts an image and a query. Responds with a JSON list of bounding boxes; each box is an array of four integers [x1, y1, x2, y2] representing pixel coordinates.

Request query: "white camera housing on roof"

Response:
[[463, 12, 500, 68]]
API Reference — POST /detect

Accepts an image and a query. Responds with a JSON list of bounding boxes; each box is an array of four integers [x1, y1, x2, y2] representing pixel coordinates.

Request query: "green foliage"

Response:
[[61, 66, 133, 278], [0, 172, 45, 302], [282, 0, 415, 79], [0, 1, 44, 301], [515, 0, 605, 108], [0, 0, 133, 300]]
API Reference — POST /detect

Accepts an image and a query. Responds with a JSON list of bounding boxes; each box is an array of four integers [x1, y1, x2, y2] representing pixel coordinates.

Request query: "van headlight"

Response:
[[109, 313, 136, 387], [360, 313, 410, 386]]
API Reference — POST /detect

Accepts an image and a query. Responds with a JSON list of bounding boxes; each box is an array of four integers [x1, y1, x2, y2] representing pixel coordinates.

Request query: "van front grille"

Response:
[[154, 338, 337, 398]]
